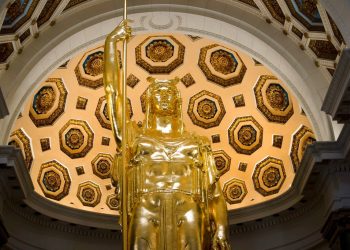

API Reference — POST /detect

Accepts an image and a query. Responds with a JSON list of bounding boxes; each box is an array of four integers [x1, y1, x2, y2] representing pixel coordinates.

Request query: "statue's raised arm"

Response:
[[103, 20, 132, 148]]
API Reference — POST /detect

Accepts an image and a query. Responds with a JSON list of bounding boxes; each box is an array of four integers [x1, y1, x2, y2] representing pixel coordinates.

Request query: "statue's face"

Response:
[[150, 84, 178, 116]]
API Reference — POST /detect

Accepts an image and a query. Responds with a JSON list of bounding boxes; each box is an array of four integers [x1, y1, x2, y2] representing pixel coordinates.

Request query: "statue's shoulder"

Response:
[[187, 131, 211, 148]]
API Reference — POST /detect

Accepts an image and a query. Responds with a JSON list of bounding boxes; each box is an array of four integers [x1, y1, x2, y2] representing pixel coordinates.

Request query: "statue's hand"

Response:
[[107, 19, 132, 41], [212, 228, 230, 250]]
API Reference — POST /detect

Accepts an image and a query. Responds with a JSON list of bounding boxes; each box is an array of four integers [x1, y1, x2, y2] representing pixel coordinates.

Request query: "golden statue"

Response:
[[104, 19, 231, 250]]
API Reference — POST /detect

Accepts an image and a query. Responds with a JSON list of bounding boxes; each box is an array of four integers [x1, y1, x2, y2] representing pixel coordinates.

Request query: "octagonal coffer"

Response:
[[254, 75, 294, 124], [188, 90, 226, 129], [37, 160, 71, 201], [136, 35, 185, 74], [223, 178, 248, 204], [252, 156, 286, 196], [59, 119, 94, 159], [77, 181, 102, 207], [29, 78, 67, 127], [91, 153, 114, 179], [290, 125, 316, 172], [198, 44, 246, 87], [8, 128, 33, 170], [228, 116, 263, 155], [75, 47, 108, 89], [213, 150, 231, 177], [106, 194, 120, 211]]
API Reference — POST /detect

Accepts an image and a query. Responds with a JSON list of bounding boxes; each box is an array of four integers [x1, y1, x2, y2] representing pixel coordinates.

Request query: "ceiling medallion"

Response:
[[101, 137, 110, 146], [95, 96, 111, 130], [252, 157, 286, 196], [106, 194, 120, 211], [212, 150, 231, 177], [75, 47, 105, 89], [266, 84, 289, 111], [32, 86, 56, 114], [146, 39, 174, 62], [254, 75, 294, 124], [92, 153, 113, 179], [29, 78, 67, 127], [77, 181, 102, 207], [198, 44, 246, 87], [83, 51, 104, 76], [136, 36, 185, 74], [210, 49, 238, 75], [43, 171, 61, 192], [238, 125, 257, 146], [228, 116, 263, 155], [59, 119, 94, 159], [8, 128, 33, 170], [223, 178, 248, 204], [197, 99, 217, 119], [37, 160, 71, 201], [290, 125, 316, 172], [187, 90, 226, 129], [65, 128, 84, 150]]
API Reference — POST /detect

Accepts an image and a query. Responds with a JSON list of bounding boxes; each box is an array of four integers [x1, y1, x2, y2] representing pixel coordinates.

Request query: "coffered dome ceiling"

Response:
[[0, 0, 345, 79], [9, 33, 316, 214]]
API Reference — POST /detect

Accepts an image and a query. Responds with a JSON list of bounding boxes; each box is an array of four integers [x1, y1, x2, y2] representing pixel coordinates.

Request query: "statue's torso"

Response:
[[127, 133, 210, 249], [129, 133, 205, 197]]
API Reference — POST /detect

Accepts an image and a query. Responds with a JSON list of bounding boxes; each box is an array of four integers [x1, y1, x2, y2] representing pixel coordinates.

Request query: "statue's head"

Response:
[[144, 77, 184, 133]]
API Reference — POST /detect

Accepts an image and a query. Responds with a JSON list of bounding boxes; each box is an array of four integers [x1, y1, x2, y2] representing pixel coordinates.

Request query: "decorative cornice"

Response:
[[4, 201, 121, 239]]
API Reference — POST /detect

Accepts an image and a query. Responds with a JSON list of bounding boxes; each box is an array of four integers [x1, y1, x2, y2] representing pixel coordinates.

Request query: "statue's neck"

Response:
[[149, 116, 182, 137]]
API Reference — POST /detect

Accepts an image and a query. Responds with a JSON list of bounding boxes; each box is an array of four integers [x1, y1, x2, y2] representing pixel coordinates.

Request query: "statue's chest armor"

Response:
[[129, 135, 204, 193]]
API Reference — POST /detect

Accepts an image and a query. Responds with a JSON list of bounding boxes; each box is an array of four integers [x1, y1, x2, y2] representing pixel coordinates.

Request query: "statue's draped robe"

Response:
[[113, 123, 219, 249]]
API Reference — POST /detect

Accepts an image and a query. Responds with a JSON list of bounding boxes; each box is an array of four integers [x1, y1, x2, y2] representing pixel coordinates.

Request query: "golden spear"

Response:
[[121, 0, 128, 249]]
